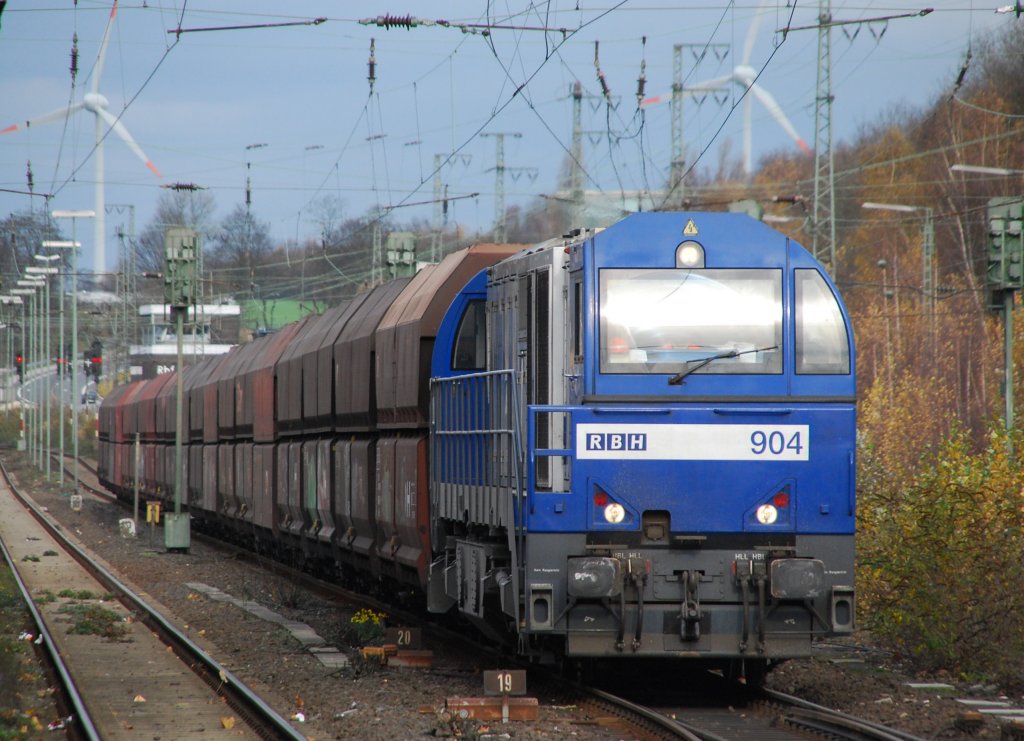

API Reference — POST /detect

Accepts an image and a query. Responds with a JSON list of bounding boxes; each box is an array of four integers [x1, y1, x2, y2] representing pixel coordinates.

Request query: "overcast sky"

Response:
[[0, 1, 1010, 274]]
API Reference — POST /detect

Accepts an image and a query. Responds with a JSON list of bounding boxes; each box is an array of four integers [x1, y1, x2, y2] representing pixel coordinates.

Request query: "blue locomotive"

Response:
[[428, 212, 855, 674], [99, 211, 855, 679]]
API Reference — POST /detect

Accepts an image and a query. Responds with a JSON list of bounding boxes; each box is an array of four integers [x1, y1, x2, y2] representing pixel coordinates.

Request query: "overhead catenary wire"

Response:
[[319, 0, 632, 248]]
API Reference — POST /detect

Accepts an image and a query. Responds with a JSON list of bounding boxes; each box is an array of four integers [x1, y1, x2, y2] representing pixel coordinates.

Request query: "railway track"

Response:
[[582, 681, 930, 741], [0, 456, 305, 740], [0, 514, 95, 738], [59, 454, 937, 740]]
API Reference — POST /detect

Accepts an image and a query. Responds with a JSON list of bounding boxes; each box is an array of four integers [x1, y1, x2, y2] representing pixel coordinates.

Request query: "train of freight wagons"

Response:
[[99, 211, 856, 682]]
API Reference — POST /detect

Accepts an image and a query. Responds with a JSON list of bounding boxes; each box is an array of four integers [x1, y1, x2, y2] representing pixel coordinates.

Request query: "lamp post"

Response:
[[244, 143, 268, 296], [51, 210, 94, 496], [862, 201, 936, 364], [21, 286, 36, 464], [26, 271, 50, 474], [0, 296, 18, 409], [862, 202, 935, 315], [28, 278, 46, 472], [11, 288, 36, 455], [28, 261, 58, 481], [16, 279, 44, 468], [42, 240, 77, 490]]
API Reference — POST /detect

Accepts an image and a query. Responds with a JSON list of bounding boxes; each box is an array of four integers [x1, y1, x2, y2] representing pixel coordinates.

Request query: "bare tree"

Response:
[[0, 209, 65, 280], [208, 204, 273, 267]]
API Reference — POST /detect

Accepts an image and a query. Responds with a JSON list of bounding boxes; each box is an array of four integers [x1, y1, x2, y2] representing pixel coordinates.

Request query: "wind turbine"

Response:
[[2, 0, 161, 275], [642, 3, 810, 178]]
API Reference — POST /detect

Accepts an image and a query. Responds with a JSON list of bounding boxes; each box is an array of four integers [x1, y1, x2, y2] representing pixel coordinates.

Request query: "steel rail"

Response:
[[0, 519, 100, 740], [582, 676, 929, 741], [585, 686, 708, 741], [763, 686, 930, 741], [0, 457, 306, 741]]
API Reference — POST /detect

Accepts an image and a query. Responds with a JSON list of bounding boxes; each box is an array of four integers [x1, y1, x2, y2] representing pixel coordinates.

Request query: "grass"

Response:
[[57, 589, 97, 601], [56, 603, 130, 641]]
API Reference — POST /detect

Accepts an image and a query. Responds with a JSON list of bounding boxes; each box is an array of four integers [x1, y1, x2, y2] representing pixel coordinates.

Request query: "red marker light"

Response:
[[773, 491, 790, 508], [593, 489, 608, 507]]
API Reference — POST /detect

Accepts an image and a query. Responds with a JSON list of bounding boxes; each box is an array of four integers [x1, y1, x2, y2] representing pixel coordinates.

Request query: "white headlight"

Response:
[[676, 240, 705, 268], [604, 503, 625, 524], [755, 504, 778, 524]]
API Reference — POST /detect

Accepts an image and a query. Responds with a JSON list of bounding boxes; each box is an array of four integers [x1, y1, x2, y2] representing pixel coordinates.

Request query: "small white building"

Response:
[[129, 302, 240, 379]]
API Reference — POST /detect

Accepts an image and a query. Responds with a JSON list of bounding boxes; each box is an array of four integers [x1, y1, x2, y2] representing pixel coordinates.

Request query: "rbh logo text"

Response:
[[584, 432, 648, 451]]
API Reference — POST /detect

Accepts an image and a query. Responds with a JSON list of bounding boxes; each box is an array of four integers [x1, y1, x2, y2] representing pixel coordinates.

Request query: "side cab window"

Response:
[[452, 299, 487, 371], [795, 269, 850, 374]]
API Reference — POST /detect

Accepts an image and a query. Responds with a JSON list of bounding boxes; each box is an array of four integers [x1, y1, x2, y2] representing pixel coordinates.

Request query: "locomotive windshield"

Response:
[[599, 268, 782, 375]]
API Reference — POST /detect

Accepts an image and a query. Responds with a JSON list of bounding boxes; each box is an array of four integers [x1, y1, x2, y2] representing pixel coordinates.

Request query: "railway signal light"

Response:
[[986, 197, 1024, 311], [14, 354, 22, 382], [88, 340, 102, 381]]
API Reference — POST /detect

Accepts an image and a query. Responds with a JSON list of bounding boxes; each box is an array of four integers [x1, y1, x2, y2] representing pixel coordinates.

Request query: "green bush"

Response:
[[858, 423, 1024, 685]]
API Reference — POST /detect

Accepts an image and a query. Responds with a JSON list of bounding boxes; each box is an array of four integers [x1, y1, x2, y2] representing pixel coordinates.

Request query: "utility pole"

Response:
[[432, 153, 444, 263], [670, 44, 684, 202], [482, 133, 536, 243], [432, 153, 448, 264], [567, 83, 608, 226], [640, 42, 727, 205], [789, 4, 932, 274], [483, 132, 520, 243], [430, 152, 471, 261], [245, 143, 268, 300], [371, 210, 383, 286], [922, 207, 935, 324], [811, 0, 836, 273], [109, 203, 135, 382], [570, 83, 584, 227]]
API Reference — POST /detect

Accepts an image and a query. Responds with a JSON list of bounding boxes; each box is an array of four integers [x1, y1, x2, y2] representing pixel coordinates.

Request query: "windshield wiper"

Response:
[[667, 345, 778, 385]]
